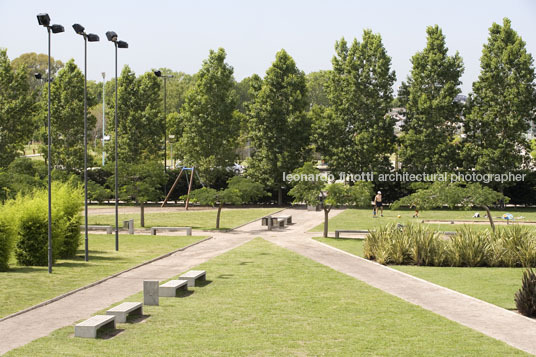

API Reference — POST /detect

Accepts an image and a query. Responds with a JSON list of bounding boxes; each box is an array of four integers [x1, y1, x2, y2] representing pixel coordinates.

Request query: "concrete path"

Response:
[[2, 207, 536, 355]]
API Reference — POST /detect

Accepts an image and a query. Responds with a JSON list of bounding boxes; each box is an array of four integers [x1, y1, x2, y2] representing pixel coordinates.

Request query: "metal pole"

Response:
[[114, 43, 119, 251], [163, 76, 167, 196], [84, 36, 89, 262], [102, 72, 106, 166], [47, 27, 52, 274]]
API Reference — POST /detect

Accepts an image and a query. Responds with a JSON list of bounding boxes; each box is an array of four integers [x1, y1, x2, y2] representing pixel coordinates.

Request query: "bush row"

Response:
[[0, 181, 82, 270], [364, 224, 536, 267]]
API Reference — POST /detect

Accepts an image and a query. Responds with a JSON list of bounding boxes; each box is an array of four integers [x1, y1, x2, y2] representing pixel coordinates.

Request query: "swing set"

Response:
[[161, 166, 204, 209]]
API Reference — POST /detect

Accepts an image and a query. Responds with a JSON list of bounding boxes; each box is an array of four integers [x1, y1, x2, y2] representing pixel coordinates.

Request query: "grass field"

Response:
[[311, 208, 536, 233], [314, 237, 524, 310], [88, 207, 281, 230], [6, 238, 527, 356], [0, 234, 206, 318]]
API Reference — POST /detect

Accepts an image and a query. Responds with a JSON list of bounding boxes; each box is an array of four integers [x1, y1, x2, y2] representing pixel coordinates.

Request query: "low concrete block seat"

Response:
[[179, 270, 206, 287], [106, 302, 143, 323], [81, 225, 113, 234], [74, 315, 116, 338], [334, 229, 369, 238], [159, 279, 189, 297], [150, 226, 192, 236]]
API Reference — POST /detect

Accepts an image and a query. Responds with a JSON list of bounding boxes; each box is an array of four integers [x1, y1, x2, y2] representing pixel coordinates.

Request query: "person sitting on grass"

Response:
[[374, 191, 383, 217]]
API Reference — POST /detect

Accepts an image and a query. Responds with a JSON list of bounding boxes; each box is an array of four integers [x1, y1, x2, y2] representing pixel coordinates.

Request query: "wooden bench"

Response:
[[123, 219, 134, 234], [179, 270, 206, 287], [106, 302, 143, 323], [75, 315, 116, 338], [335, 230, 369, 238], [150, 226, 192, 236], [159, 279, 189, 297], [81, 225, 113, 234]]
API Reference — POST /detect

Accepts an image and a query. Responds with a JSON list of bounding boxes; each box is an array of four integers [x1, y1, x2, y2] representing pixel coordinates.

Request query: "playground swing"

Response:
[[161, 166, 204, 210]]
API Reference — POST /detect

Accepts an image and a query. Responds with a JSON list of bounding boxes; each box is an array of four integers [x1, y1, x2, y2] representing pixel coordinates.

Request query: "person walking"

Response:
[[374, 191, 383, 217]]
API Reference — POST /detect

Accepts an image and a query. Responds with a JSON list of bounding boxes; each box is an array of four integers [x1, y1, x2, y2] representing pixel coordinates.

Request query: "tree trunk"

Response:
[[482, 205, 495, 232], [323, 207, 330, 238], [277, 187, 283, 206], [140, 202, 145, 227], [216, 203, 223, 229]]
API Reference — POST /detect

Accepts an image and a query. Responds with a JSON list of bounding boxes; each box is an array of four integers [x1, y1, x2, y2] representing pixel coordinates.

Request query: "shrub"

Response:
[[447, 226, 491, 267], [515, 269, 536, 317], [10, 181, 81, 266], [0, 218, 14, 271], [407, 225, 444, 266]]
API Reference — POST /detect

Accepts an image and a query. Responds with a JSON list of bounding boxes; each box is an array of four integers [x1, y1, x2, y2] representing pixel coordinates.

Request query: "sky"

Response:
[[1, 0, 535, 94]]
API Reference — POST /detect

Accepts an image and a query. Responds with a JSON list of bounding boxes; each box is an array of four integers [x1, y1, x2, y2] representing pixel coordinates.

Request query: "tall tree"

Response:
[[38, 59, 95, 172], [177, 48, 238, 185], [108, 66, 163, 163], [247, 49, 310, 204], [11, 52, 64, 94], [462, 18, 536, 186], [305, 70, 330, 108], [313, 31, 397, 176], [0, 49, 36, 168], [399, 25, 464, 173]]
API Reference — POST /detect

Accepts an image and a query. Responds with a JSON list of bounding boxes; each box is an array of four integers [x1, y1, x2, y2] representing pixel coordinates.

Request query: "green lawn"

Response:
[[314, 237, 524, 310], [88, 207, 281, 230], [311, 208, 536, 233], [7, 238, 527, 356], [0, 234, 206, 318]]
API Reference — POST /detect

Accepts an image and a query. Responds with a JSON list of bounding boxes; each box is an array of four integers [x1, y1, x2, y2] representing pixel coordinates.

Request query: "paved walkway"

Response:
[[2, 208, 536, 355]]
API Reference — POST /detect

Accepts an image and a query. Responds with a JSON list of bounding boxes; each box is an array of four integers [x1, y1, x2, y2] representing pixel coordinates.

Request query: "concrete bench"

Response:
[[261, 216, 286, 228], [123, 219, 134, 234], [335, 229, 369, 238], [106, 302, 143, 323], [273, 215, 292, 224], [159, 279, 189, 297], [81, 225, 113, 234], [179, 270, 206, 287], [150, 226, 192, 236], [75, 315, 116, 338]]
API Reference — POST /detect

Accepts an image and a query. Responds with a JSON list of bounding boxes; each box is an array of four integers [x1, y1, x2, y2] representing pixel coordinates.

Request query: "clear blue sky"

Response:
[[1, 0, 535, 94]]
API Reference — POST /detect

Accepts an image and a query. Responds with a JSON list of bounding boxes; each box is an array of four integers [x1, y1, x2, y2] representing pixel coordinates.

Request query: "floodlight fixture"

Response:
[[50, 24, 64, 33], [117, 40, 128, 49], [154, 70, 162, 77], [37, 13, 50, 27], [106, 31, 118, 42], [87, 33, 99, 42], [72, 23, 85, 34], [35, 73, 42, 80]]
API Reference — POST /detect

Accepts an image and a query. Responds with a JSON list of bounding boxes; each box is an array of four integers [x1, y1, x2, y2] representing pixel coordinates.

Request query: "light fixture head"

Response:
[[154, 70, 162, 77], [87, 33, 100, 42], [34, 73, 42, 80], [51, 24, 64, 33], [106, 31, 117, 42], [117, 40, 128, 49], [37, 13, 50, 27], [72, 23, 85, 35]]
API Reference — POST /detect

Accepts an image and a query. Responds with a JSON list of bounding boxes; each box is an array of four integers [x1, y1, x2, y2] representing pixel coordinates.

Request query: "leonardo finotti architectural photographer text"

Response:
[[283, 172, 526, 184]]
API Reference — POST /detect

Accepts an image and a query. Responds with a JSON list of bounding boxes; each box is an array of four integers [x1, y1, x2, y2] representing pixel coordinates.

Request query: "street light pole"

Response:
[[37, 13, 64, 274], [154, 70, 173, 195], [73, 24, 99, 262], [106, 31, 128, 251], [102, 72, 106, 166]]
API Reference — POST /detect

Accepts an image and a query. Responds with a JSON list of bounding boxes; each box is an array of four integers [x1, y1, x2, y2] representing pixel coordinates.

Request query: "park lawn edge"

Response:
[[0, 236, 210, 323]]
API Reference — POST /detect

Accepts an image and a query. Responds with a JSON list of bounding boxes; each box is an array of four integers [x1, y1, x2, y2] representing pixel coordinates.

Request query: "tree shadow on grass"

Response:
[[217, 274, 235, 279]]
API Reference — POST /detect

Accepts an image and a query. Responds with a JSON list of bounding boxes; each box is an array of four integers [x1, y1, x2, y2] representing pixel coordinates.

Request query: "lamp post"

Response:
[[102, 72, 106, 166], [169, 134, 175, 168], [106, 31, 128, 251], [73, 23, 99, 262], [37, 13, 64, 274], [154, 70, 173, 196]]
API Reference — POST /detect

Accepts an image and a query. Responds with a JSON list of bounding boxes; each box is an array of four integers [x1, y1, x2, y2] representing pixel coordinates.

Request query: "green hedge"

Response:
[[0, 218, 14, 271], [1, 181, 82, 268], [364, 224, 536, 267]]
